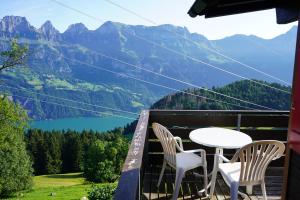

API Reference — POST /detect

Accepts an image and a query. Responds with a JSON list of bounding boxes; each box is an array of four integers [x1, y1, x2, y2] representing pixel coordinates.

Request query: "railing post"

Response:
[[237, 114, 242, 131], [114, 110, 149, 200]]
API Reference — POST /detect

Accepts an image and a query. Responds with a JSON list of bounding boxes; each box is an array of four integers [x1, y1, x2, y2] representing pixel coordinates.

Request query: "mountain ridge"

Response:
[[0, 16, 296, 41], [0, 15, 296, 119]]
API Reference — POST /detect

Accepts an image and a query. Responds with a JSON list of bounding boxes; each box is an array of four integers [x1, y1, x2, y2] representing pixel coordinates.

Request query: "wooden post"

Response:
[[237, 114, 241, 131], [282, 19, 300, 200], [114, 110, 149, 200]]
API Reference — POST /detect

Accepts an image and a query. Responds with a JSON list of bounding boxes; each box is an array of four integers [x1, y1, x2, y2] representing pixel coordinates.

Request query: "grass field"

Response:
[[9, 173, 93, 200], [33, 173, 86, 188]]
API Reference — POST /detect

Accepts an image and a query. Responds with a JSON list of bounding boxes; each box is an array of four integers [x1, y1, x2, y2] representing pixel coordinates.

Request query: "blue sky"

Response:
[[0, 0, 297, 40]]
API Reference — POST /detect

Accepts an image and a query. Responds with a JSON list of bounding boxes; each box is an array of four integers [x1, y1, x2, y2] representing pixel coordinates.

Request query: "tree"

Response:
[[0, 98, 33, 197], [62, 132, 83, 173], [0, 39, 32, 197], [84, 133, 129, 183], [0, 39, 28, 72], [26, 129, 47, 175], [84, 140, 116, 183], [45, 132, 62, 174]]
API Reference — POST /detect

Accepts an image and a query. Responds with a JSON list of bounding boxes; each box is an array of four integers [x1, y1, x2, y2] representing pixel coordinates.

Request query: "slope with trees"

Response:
[[151, 80, 291, 110]]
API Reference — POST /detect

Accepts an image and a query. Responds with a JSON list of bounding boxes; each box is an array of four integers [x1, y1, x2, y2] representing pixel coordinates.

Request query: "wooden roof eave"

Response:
[[188, 0, 300, 24]]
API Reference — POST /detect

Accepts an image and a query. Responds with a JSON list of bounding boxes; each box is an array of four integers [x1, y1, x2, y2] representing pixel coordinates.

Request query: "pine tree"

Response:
[[45, 132, 62, 174], [62, 132, 82, 172], [26, 129, 47, 175]]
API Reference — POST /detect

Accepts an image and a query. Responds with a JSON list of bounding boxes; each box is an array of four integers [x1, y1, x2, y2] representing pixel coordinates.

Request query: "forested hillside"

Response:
[[151, 80, 291, 110]]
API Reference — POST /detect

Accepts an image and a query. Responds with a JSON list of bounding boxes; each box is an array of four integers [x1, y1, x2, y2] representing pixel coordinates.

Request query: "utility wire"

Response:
[[133, 34, 290, 94], [0, 31, 275, 110], [0, 90, 137, 120], [49, 0, 287, 106], [103, 0, 291, 86], [0, 37, 259, 110], [53, 48, 275, 110], [50, 51, 271, 110], [0, 84, 139, 116]]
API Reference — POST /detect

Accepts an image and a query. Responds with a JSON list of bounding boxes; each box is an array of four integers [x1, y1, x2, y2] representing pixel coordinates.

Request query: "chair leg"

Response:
[[157, 160, 166, 187], [246, 185, 253, 195], [209, 170, 217, 197], [210, 154, 218, 198], [230, 182, 239, 200], [172, 168, 185, 200], [261, 181, 267, 200], [203, 165, 208, 196]]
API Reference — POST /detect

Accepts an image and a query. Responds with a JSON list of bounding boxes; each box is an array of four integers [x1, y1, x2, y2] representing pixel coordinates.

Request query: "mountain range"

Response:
[[0, 16, 296, 119]]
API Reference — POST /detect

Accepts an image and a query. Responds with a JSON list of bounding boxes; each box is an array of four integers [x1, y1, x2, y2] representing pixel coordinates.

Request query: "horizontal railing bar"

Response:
[[149, 112, 289, 127], [149, 109, 290, 115]]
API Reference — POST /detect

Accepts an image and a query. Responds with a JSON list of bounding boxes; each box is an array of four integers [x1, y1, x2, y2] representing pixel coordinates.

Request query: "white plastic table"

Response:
[[189, 127, 252, 196]]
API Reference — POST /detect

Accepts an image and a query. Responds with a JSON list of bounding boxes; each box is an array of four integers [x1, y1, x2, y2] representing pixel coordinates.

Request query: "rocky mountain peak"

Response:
[[39, 20, 60, 41], [64, 23, 88, 34], [96, 21, 122, 34], [0, 16, 39, 39], [40, 21, 56, 31], [0, 16, 34, 33]]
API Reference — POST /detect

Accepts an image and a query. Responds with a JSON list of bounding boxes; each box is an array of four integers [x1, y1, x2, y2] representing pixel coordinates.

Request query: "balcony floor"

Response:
[[142, 166, 283, 200]]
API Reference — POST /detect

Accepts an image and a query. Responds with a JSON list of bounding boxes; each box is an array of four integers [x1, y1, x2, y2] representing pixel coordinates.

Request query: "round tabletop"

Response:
[[189, 127, 252, 149]]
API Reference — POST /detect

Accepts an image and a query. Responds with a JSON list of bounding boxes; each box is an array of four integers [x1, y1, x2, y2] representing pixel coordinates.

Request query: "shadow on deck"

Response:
[[142, 166, 283, 200]]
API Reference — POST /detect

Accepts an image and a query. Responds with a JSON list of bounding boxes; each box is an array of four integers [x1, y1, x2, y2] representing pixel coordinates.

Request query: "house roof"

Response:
[[188, 0, 299, 24]]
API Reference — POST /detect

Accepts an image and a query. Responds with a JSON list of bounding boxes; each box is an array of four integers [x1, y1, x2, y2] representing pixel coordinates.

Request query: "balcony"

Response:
[[115, 110, 289, 200]]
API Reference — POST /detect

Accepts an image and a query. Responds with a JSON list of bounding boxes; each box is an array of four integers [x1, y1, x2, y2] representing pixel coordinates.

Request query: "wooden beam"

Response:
[[276, 8, 299, 24], [114, 110, 149, 200], [205, 2, 276, 18], [282, 19, 300, 200], [287, 20, 300, 156]]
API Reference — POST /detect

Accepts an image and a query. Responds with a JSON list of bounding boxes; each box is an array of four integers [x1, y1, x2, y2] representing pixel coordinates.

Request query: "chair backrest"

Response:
[[232, 140, 285, 185], [152, 123, 177, 167]]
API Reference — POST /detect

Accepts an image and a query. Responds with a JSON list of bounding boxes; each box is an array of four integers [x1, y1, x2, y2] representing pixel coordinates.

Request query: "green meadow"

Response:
[[9, 173, 109, 200]]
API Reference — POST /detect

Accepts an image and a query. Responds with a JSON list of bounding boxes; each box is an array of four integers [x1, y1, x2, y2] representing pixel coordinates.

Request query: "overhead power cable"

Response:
[[0, 90, 137, 120], [0, 33, 276, 110], [133, 34, 290, 94], [49, 0, 289, 104], [50, 51, 273, 110], [0, 37, 260, 110], [0, 84, 139, 116], [52, 50, 275, 110], [103, 0, 291, 86]]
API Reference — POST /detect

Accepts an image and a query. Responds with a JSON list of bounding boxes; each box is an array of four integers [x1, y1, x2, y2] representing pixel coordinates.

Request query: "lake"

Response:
[[30, 117, 134, 132]]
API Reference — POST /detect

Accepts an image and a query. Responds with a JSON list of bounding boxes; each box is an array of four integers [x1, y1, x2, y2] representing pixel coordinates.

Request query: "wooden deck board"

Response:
[[142, 166, 283, 200]]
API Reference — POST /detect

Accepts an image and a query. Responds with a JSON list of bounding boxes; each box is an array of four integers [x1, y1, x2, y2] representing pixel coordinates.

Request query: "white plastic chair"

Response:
[[210, 140, 285, 200], [152, 123, 208, 200]]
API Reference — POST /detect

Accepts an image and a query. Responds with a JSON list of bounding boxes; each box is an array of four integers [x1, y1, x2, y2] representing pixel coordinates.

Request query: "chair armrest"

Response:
[[174, 136, 184, 152], [184, 149, 206, 160], [216, 154, 230, 163], [272, 154, 283, 160], [183, 149, 205, 154]]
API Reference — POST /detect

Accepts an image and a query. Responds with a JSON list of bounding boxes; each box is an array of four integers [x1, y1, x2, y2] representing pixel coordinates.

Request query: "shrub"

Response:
[[84, 137, 128, 183], [0, 98, 33, 197], [88, 183, 117, 200]]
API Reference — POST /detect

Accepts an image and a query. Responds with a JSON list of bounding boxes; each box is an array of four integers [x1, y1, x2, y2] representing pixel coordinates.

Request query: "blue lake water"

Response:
[[30, 117, 134, 132]]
